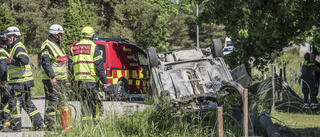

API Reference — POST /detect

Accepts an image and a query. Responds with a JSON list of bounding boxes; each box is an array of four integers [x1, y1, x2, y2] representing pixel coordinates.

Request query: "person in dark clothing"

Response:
[[0, 32, 10, 129], [311, 53, 320, 109], [3, 26, 44, 132], [68, 27, 108, 123], [41, 24, 68, 130], [299, 53, 317, 109]]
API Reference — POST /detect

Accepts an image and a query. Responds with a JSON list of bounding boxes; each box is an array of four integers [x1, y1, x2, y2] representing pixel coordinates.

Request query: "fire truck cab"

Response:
[[70, 38, 150, 100]]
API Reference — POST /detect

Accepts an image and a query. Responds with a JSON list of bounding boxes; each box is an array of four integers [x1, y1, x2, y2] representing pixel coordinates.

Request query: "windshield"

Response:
[[226, 41, 235, 46]]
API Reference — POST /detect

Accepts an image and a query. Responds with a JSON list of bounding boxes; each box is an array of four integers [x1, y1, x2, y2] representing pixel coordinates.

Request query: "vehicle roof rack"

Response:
[[93, 38, 130, 43]]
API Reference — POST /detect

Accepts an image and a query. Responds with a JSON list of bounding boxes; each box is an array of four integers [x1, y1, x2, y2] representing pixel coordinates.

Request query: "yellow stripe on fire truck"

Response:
[[106, 70, 149, 85]]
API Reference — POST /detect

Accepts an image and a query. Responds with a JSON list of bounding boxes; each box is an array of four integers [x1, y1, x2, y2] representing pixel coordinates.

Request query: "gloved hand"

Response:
[[7, 58, 11, 65], [102, 83, 108, 90]]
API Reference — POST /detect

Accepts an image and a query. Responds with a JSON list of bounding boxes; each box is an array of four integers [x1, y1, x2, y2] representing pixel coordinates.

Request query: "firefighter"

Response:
[[4, 26, 44, 131], [0, 32, 10, 129], [310, 52, 320, 109], [68, 26, 108, 123], [41, 24, 68, 130], [299, 53, 316, 109]]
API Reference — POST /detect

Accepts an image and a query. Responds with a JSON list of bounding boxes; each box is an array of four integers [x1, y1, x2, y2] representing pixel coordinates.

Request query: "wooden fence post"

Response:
[[293, 68, 296, 86], [279, 68, 283, 101], [271, 65, 275, 110], [274, 66, 277, 101], [217, 107, 223, 137], [243, 88, 248, 137], [284, 67, 287, 82]]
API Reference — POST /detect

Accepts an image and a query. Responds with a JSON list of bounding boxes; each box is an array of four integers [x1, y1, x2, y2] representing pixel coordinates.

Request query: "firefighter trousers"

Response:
[[302, 79, 317, 104], [315, 79, 319, 104], [7, 84, 44, 130], [43, 80, 67, 127], [78, 83, 104, 122], [0, 86, 10, 122]]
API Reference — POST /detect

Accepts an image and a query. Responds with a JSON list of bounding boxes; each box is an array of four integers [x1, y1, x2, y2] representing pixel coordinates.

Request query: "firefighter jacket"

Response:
[[41, 37, 67, 80], [0, 44, 8, 82], [300, 59, 316, 81], [7, 39, 34, 87], [68, 39, 108, 85]]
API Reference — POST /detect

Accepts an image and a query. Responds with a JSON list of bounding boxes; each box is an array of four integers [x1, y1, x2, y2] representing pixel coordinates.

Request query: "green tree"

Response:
[[119, 0, 174, 51], [62, 0, 94, 52], [0, 6, 18, 32], [198, 0, 320, 72], [174, 0, 226, 49], [0, 0, 67, 53]]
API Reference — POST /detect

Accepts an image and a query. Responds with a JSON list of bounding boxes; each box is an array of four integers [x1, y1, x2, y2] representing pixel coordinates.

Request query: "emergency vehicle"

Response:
[[70, 38, 151, 100]]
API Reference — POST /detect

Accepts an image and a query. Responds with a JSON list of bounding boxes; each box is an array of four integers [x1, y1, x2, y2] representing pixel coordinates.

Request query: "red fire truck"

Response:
[[70, 38, 151, 100]]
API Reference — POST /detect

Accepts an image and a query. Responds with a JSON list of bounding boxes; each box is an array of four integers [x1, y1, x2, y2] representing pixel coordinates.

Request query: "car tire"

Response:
[[113, 81, 127, 101], [211, 39, 223, 57], [147, 47, 158, 68]]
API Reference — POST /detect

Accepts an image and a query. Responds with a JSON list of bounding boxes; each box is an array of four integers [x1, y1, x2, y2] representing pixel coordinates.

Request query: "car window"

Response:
[[137, 51, 148, 67], [97, 44, 106, 63]]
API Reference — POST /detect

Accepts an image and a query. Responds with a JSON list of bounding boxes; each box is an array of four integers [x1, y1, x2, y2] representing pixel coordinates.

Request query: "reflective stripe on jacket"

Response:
[[70, 39, 99, 82], [8, 42, 33, 83], [41, 39, 67, 80]]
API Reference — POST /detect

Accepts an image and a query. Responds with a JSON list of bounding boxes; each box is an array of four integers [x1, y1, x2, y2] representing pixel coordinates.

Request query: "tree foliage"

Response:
[[0, 0, 226, 54], [198, 0, 320, 72], [0, 6, 18, 33], [62, 0, 94, 52]]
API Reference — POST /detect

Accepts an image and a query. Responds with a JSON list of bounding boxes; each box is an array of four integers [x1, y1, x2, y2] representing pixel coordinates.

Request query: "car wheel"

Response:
[[147, 47, 158, 68], [211, 39, 223, 57], [113, 81, 127, 101]]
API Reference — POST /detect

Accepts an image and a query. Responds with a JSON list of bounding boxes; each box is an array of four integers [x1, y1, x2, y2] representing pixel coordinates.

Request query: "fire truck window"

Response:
[[97, 44, 106, 63], [137, 52, 148, 67]]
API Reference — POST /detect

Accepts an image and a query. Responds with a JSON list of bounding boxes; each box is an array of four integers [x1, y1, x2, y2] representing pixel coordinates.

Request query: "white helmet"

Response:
[[6, 26, 21, 36], [49, 24, 64, 34]]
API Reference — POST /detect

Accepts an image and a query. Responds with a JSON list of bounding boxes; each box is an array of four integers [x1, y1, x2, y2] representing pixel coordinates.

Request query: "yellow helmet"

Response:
[[80, 26, 95, 38]]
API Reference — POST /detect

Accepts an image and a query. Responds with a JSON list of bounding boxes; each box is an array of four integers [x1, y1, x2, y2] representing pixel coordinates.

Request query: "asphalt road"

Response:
[[0, 98, 150, 137]]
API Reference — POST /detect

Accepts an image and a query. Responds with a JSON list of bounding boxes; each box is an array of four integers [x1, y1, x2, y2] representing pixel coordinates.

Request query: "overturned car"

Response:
[[147, 39, 244, 112]]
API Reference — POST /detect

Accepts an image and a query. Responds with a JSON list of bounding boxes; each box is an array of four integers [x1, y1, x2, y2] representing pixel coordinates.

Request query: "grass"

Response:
[[29, 54, 45, 97], [57, 105, 243, 137], [251, 47, 320, 136]]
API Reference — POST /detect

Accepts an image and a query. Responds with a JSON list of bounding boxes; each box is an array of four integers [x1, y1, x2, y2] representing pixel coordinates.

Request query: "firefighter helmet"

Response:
[[49, 24, 64, 34], [6, 26, 21, 36], [0, 32, 7, 41], [80, 27, 95, 38]]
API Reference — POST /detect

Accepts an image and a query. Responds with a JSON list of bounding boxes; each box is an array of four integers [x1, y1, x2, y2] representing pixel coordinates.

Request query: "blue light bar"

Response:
[[93, 38, 129, 42], [93, 37, 101, 41]]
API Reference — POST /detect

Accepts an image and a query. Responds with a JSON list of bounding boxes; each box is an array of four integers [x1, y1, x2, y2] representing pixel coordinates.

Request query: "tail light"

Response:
[[106, 67, 112, 77]]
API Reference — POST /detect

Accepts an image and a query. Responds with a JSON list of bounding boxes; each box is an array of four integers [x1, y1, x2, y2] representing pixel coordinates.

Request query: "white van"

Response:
[[223, 46, 235, 56], [225, 37, 235, 47]]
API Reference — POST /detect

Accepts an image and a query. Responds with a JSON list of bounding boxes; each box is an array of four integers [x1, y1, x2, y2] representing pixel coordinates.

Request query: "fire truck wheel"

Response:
[[114, 81, 127, 101], [147, 47, 158, 68], [211, 39, 223, 57]]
